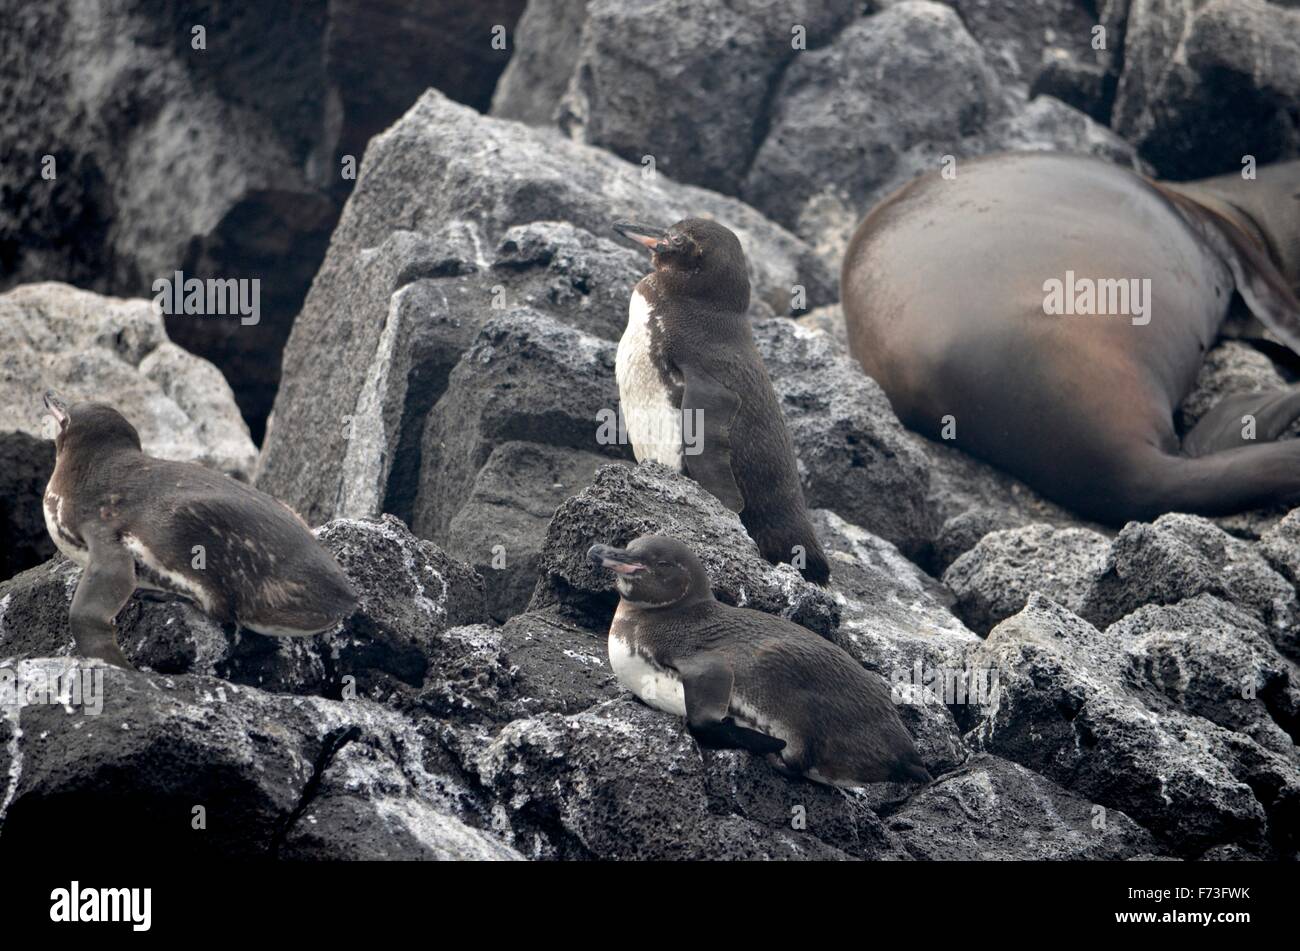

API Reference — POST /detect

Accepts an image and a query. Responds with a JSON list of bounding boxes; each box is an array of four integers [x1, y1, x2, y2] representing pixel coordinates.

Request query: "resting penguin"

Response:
[[41, 394, 358, 667], [588, 535, 931, 786], [612, 217, 830, 584], [841, 152, 1300, 524]]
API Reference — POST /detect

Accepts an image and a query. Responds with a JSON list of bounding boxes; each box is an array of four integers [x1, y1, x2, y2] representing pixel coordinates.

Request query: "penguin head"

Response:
[[613, 217, 750, 313], [45, 394, 142, 457], [587, 535, 714, 609]]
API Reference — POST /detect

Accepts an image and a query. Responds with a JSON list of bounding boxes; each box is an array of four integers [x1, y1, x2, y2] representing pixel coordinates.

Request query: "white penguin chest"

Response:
[[43, 489, 89, 567], [608, 628, 687, 718], [616, 290, 683, 470]]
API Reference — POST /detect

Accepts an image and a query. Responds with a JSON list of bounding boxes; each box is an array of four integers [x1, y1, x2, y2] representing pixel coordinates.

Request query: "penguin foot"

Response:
[[80, 641, 134, 669]]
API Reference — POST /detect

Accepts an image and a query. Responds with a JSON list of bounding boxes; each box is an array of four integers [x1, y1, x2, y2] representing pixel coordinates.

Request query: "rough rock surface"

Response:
[[811, 509, 975, 772], [756, 319, 936, 558], [944, 524, 1112, 634], [0, 659, 520, 859], [1106, 596, 1300, 758], [412, 311, 626, 562], [448, 443, 614, 623], [552, 0, 860, 195], [1113, 0, 1300, 177], [467, 698, 905, 860], [258, 90, 834, 526], [0, 0, 527, 436], [887, 753, 1167, 860], [947, 0, 1110, 96], [969, 595, 1300, 858], [1079, 514, 1299, 658]]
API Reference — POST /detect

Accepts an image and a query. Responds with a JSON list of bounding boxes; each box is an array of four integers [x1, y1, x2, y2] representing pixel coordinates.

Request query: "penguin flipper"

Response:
[[679, 361, 745, 512], [70, 529, 137, 668], [679, 654, 786, 754], [691, 718, 788, 755]]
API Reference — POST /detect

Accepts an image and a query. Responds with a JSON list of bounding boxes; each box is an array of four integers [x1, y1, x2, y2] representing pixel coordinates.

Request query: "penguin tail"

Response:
[[801, 543, 831, 586], [895, 757, 933, 786]]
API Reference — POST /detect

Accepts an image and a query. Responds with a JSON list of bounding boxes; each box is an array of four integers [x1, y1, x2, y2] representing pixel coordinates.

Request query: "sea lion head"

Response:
[[587, 534, 713, 609], [612, 217, 750, 313], [45, 393, 142, 457]]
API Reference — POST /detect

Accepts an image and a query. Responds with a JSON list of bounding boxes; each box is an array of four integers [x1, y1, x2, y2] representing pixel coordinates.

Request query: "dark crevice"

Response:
[[739, 6, 869, 186], [268, 724, 362, 859]]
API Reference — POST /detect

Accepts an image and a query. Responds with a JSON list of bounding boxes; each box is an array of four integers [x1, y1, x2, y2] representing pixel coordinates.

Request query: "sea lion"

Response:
[[841, 152, 1300, 524], [41, 394, 357, 667], [612, 217, 830, 583], [588, 535, 930, 786]]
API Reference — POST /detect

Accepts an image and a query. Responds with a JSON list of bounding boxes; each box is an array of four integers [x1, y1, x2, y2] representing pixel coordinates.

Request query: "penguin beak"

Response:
[[587, 544, 647, 575], [43, 390, 69, 428], [612, 221, 668, 252]]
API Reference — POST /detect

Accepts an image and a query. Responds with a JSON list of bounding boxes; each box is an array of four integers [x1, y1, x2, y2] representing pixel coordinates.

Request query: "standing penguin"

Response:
[[588, 535, 930, 786], [612, 217, 829, 584], [41, 394, 357, 668]]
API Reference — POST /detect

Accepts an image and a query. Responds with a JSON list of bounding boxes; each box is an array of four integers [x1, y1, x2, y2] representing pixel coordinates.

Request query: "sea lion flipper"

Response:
[[1162, 187, 1300, 354], [679, 654, 787, 754], [1183, 386, 1300, 457], [69, 531, 137, 669], [679, 360, 744, 512]]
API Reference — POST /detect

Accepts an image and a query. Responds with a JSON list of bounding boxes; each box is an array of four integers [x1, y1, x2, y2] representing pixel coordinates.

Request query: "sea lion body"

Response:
[[842, 152, 1300, 522]]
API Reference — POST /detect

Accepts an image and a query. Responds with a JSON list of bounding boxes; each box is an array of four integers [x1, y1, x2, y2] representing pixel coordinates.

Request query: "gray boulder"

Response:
[[530, 462, 841, 638], [755, 319, 937, 558], [0, 659, 520, 859], [968, 595, 1300, 857], [742, 2, 1140, 263], [491, 0, 594, 125], [887, 753, 1166, 860], [946, 0, 1117, 102], [944, 523, 1112, 634], [408, 309, 628, 622], [412, 310, 626, 550], [1112, 0, 1300, 177], [551, 0, 860, 195], [1079, 514, 1299, 657], [1260, 508, 1300, 584], [1108, 595, 1300, 758], [743, 2, 1002, 252], [0, 0, 529, 434], [449, 443, 614, 622], [0, 282, 255, 476]]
